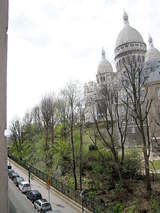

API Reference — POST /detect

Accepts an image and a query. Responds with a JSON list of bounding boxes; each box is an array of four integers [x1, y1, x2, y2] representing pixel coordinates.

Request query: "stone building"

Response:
[[84, 11, 160, 149], [0, 0, 8, 212]]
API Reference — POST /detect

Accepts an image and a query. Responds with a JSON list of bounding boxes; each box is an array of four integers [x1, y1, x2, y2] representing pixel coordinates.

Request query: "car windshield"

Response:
[[17, 177, 23, 181], [42, 203, 50, 207], [24, 184, 30, 187]]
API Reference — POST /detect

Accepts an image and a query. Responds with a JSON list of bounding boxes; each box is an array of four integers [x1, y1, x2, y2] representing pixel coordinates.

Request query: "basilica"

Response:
[[84, 11, 160, 149]]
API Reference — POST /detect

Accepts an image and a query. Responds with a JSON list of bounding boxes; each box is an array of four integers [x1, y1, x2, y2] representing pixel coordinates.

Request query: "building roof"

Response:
[[115, 11, 144, 48], [145, 35, 160, 62], [97, 48, 113, 74]]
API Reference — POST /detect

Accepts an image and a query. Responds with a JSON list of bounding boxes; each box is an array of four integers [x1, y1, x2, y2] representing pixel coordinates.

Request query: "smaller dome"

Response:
[[97, 48, 113, 74], [145, 35, 160, 62]]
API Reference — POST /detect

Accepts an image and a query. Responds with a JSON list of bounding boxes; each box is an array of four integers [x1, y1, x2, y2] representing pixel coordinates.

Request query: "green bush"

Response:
[[112, 202, 124, 213], [151, 198, 160, 213], [89, 144, 98, 151], [121, 151, 142, 179]]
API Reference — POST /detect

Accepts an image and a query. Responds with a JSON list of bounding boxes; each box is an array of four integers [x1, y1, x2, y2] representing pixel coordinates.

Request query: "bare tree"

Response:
[[114, 89, 129, 165], [10, 119, 24, 160], [57, 96, 69, 141], [32, 105, 42, 133], [61, 82, 82, 190], [40, 94, 57, 169], [77, 102, 85, 191], [91, 83, 124, 183], [122, 61, 152, 194]]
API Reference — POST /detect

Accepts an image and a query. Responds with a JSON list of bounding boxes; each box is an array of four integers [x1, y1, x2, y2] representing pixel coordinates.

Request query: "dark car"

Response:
[[26, 190, 42, 203], [10, 172, 19, 180], [13, 176, 24, 186], [8, 169, 14, 178], [8, 165, 12, 169]]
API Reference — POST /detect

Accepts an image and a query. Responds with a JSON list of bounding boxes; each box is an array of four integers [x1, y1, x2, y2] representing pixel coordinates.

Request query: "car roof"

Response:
[[37, 198, 48, 204], [21, 181, 30, 184], [30, 190, 40, 194], [12, 172, 18, 175], [17, 176, 23, 179]]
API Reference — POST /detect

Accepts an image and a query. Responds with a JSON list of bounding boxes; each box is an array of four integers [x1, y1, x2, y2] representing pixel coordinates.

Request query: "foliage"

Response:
[[151, 198, 160, 213], [112, 202, 124, 213], [121, 150, 142, 179], [88, 144, 98, 151]]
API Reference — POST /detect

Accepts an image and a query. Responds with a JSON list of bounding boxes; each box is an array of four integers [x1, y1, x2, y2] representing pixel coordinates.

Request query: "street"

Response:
[[9, 178, 36, 213], [9, 162, 80, 213]]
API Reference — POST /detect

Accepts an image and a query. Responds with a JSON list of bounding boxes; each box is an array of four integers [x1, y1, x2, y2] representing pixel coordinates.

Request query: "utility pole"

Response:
[[0, 0, 8, 212]]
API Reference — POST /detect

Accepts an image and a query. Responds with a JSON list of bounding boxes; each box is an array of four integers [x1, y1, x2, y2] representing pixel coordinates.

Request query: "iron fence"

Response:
[[8, 154, 109, 213]]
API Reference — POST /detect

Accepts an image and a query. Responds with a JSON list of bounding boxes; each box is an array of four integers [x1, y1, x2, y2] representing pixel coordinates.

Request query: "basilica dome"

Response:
[[97, 48, 113, 74], [114, 11, 146, 72], [116, 12, 144, 48], [145, 36, 160, 62], [116, 26, 144, 48]]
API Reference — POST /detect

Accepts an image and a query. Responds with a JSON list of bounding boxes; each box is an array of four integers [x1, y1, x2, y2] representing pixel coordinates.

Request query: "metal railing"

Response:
[[8, 154, 109, 213]]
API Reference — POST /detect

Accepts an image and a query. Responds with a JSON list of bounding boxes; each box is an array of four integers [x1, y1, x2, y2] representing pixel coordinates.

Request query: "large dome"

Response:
[[97, 49, 113, 74], [116, 25, 144, 47], [115, 11, 144, 48], [145, 36, 160, 62]]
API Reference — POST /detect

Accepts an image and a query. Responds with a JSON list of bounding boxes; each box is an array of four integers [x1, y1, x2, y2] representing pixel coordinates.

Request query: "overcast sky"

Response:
[[7, 0, 160, 126]]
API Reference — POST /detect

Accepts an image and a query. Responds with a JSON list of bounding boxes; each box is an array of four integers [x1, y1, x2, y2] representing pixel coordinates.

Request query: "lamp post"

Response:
[[28, 166, 31, 184], [0, 0, 8, 212], [80, 190, 86, 213]]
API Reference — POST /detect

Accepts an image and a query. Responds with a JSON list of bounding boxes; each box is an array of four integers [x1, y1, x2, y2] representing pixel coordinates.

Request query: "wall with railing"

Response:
[[8, 154, 107, 213]]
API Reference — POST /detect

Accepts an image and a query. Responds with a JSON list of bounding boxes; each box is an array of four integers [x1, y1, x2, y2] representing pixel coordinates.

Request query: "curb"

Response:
[[9, 158, 91, 213]]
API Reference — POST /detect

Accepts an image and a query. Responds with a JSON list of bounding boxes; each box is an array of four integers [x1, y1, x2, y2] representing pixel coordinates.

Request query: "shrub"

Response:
[[112, 202, 124, 213], [89, 144, 98, 151], [121, 151, 142, 179]]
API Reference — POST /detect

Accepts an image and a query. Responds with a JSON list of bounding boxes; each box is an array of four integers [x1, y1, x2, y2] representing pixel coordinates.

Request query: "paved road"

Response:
[[9, 179, 36, 213], [9, 162, 80, 213]]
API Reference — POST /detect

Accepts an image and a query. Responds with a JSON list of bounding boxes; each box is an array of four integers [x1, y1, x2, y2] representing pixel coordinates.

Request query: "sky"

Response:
[[7, 0, 160, 126]]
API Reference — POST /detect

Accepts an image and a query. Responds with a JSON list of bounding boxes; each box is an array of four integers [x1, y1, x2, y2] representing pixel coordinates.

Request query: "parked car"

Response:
[[34, 199, 52, 212], [19, 181, 31, 193], [8, 169, 14, 178], [26, 190, 42, 203], [8, 165, 12, 169], [13, 176, 24, 187], [10, 172, 19, 180]]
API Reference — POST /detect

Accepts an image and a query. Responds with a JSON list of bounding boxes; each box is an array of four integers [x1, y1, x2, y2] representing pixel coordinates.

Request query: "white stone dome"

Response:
[[97, 49, 113, 74], [116, 11, 144, 48], [145, 36, 160, 62]]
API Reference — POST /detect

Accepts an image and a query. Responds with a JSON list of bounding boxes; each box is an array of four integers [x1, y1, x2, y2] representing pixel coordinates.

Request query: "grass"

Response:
[[150, 160, 160, 170]]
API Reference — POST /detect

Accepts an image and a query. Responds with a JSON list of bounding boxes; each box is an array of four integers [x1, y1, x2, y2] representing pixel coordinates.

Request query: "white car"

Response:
[[18, 181, 31, 193], [34, 199, 52, 212]]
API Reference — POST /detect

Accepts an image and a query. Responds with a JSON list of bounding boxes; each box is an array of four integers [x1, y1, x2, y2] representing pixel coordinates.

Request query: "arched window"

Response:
[[142, 56, 145, 62], [132, 55, 135, 63], [138, 55, 141, 62], [127, 56, 130, 64]]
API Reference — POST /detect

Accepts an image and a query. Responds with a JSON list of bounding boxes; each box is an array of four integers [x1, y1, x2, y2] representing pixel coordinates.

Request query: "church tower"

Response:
[[114, 11, 146, 72]]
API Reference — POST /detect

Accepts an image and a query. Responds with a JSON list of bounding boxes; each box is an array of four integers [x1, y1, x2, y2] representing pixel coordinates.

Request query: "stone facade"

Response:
[[0, 0, 8, 212], [84, 12, 160, 149]]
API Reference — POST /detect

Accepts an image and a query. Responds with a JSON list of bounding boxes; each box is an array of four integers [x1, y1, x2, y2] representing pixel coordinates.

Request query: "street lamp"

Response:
[[28, 166, 31, 184], [80, 190, 87, 213]]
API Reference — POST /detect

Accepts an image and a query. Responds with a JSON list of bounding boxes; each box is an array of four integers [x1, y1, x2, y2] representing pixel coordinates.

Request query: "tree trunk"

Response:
[[79, 122, 83, 191], [51, 124, 54, 145], [121, 142, 125, 165], [111, 144, 123, 184], [140, 123, 152, 195], [143, 143, 152, 195], [70, 104, 78, 190]]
